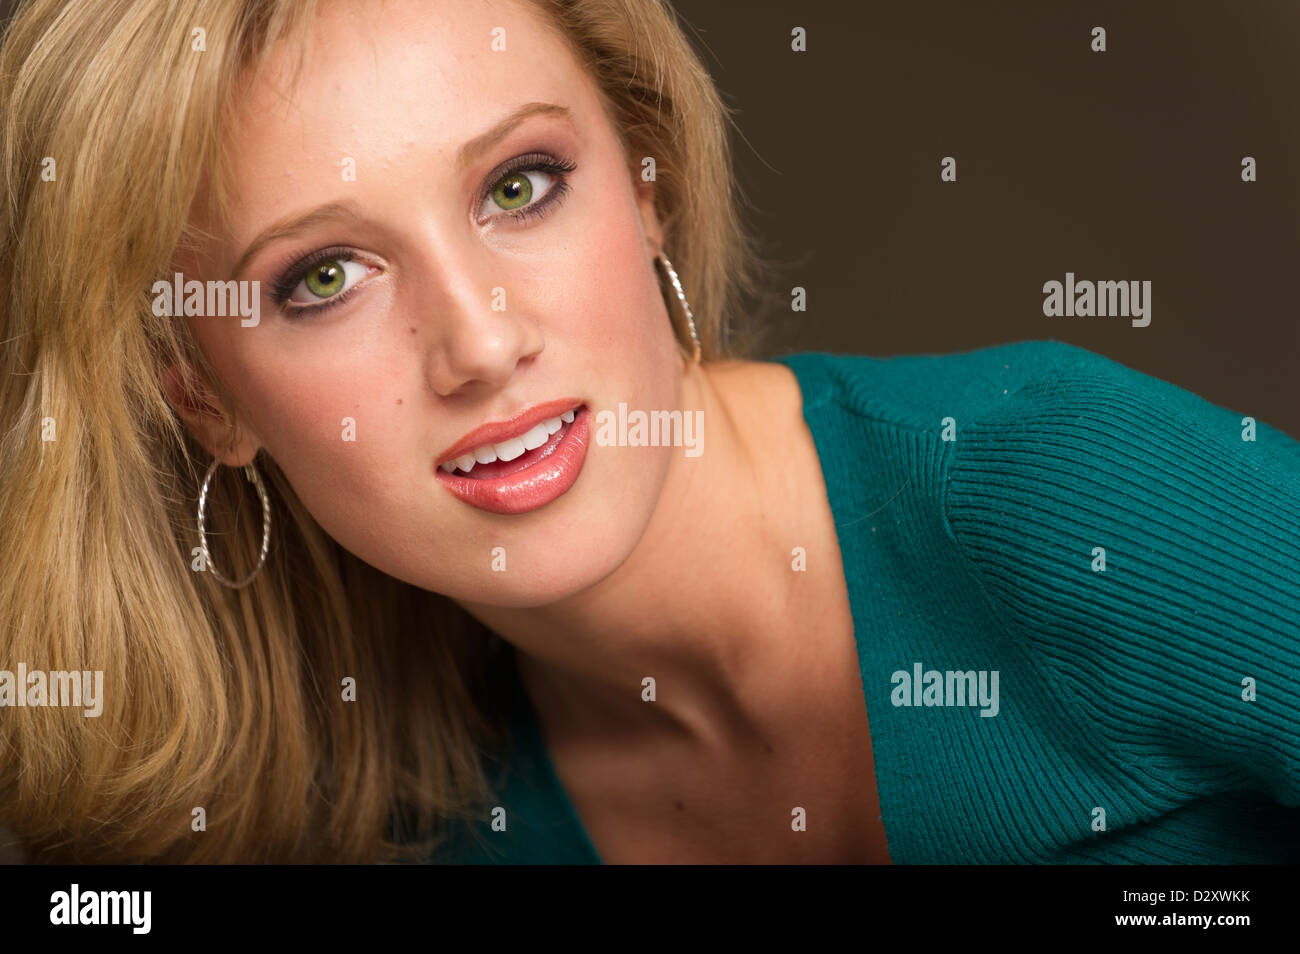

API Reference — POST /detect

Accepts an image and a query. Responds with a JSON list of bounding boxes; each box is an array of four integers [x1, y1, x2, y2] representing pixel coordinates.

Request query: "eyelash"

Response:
[[267, 151, 578, 318]]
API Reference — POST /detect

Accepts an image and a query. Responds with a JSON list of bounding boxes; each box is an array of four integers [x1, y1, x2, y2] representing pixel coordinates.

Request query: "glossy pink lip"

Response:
[[436, 397, 584, 467], [435, 406, 590, 515]]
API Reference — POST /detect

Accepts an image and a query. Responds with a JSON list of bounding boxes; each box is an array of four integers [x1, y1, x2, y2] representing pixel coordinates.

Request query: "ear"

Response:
[[160, 363, 261, 466], [634, 178, 665, 256]]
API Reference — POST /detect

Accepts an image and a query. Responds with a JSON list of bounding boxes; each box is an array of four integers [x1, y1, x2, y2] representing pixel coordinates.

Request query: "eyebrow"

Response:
[[230, 199, 365, 279], [229, 102, 575, 278], [457, 101, 574, 170]]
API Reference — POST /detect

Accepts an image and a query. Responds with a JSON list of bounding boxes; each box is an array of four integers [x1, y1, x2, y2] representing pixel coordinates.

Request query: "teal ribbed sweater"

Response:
[[430, 338, 1300, 864]]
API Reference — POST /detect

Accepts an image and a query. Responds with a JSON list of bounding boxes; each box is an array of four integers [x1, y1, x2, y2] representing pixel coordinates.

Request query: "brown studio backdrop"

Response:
[[0, 0, 1297, 864], [673, 0, 1299, 437]]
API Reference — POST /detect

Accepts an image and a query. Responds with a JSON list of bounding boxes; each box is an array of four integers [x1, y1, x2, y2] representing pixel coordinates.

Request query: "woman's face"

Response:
[[172, 0, 683, 607]]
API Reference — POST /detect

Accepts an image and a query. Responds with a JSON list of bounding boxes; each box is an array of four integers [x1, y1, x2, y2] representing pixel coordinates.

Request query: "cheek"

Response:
[[548, 163, 677, 364], [236, 356, 415, 537], [569, 220, 681, 399]]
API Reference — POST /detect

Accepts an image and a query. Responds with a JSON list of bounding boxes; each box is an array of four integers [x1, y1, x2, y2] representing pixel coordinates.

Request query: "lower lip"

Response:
[[435, 407, 590, 515]]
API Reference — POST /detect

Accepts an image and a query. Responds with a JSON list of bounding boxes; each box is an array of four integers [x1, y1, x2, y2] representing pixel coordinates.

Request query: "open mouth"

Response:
[[434, 404, 591, 516], [438, 405, 582, 480]]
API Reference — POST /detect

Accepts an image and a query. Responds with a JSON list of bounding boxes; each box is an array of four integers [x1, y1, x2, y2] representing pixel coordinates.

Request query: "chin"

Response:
[[453, 544, 631, 609], [457, 446, 671, 608]]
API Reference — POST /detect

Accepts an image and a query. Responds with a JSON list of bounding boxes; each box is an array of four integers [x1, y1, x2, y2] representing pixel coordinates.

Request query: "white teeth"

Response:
[[521, 422, 550, 450], [495, 436, 526, 462], [441, 408, 580, 475]]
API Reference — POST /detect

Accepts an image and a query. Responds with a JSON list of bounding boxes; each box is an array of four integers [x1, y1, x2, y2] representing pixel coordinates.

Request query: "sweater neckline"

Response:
[[505, 353, 880, 864], [505, 650, 605, 863]]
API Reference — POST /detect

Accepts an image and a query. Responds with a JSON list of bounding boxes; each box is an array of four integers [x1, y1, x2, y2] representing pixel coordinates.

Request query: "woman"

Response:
[[1, 0, 1296, 865]]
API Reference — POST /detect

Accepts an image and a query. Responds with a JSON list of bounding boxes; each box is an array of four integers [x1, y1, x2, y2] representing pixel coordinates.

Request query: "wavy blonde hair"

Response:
[[0, 0, 768, 863]]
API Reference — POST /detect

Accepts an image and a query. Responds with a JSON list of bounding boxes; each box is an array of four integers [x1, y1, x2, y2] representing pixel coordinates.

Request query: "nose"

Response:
[[423, 261, 547, 398]]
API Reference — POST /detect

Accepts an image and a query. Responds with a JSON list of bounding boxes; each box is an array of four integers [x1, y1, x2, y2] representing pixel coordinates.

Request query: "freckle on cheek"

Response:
[[409, 327, 417, 335], [396, 399, 403, 405]]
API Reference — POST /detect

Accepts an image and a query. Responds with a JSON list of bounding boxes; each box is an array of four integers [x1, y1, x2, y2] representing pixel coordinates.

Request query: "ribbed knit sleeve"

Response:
[[942, 343, 1300, 858]]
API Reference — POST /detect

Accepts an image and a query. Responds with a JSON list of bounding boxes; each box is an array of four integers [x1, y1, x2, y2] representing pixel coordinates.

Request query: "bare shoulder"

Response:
[[703, 358, 804, 422]]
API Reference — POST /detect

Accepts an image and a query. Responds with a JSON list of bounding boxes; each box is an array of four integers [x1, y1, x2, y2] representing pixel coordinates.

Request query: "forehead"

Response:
[[217, 0, 592, 231]]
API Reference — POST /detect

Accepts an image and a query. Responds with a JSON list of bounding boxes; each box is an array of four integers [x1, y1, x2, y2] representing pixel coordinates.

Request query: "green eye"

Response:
[[490, 172, 533, 211], [305, 261, 347, 298]]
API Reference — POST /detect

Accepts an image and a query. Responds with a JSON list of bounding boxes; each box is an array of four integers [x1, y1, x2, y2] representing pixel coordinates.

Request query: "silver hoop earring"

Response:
[[653, 247, 702, 365], [197, 456, 271, 589]]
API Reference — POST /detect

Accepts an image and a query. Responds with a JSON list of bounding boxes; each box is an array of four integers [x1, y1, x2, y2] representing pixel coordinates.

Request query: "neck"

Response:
[[455, 358, 812, 755]]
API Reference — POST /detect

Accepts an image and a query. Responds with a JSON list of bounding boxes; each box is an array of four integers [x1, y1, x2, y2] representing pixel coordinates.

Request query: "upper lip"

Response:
[[436, 397, 583, 467]]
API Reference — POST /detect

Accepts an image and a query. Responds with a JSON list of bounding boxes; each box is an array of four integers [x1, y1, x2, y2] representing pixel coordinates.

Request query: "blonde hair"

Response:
[[0, 0, 768, 863]]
